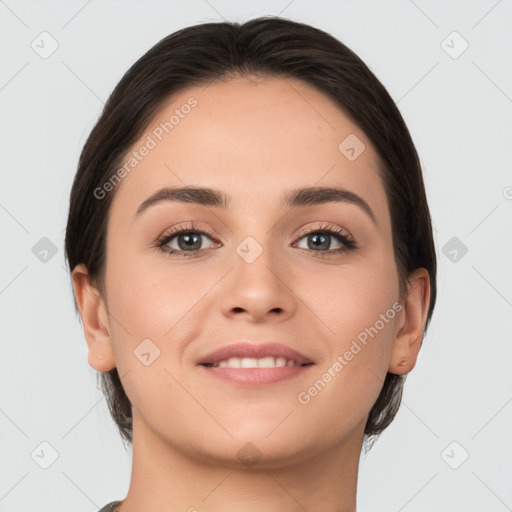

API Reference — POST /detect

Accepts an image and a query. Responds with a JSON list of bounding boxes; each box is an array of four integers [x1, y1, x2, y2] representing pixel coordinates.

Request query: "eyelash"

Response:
[[155, 222, 357, 258]]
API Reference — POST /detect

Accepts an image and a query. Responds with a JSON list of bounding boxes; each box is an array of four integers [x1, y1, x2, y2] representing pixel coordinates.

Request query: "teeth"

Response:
[[210, 356, 301, 368], [275, 357, 287, 367], [241, 357, 258, 368], [259, 356, 275, 368]]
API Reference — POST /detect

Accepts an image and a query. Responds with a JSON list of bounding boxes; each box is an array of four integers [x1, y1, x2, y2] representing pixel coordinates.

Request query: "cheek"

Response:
[[294, 251, 399, 411], [295, 293, 399, 440], [305, 250, 399, 346], [106, 254, 210, 336], [103, 258, 211, 417]]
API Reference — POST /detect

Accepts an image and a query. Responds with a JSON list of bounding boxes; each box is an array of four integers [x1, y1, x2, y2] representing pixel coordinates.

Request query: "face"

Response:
[[100, 76, 403, 466]]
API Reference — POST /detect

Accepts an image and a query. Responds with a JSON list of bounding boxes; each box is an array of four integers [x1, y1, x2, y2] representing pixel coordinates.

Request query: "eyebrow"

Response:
[[133, 185, 377, 225]]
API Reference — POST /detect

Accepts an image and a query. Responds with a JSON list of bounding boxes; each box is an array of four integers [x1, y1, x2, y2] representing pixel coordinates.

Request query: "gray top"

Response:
[[98, 501, 122, 512]]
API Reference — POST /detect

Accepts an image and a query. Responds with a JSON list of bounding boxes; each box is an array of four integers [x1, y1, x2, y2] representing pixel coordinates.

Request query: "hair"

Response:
[[65, 15, 437, 450]]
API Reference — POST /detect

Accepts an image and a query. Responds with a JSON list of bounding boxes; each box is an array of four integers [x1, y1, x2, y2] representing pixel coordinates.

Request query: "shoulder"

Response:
[[97, 501, 122, 512]]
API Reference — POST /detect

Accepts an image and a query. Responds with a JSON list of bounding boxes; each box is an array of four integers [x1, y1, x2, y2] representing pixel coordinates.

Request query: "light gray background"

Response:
[[1, 0, 511, 510]]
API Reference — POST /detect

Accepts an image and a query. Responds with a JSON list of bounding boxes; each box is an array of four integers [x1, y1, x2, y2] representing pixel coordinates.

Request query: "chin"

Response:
[[192, 438, 318, 471]]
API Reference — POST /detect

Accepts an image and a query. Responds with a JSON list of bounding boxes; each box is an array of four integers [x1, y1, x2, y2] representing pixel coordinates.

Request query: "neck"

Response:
[[116, 413, 365, 512]]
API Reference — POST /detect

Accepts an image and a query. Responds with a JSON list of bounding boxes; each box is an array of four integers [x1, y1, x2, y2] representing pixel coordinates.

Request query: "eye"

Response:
[[155, 221, 357, 258], [156, 222, 219, 257], [294, 223, 357, 256]]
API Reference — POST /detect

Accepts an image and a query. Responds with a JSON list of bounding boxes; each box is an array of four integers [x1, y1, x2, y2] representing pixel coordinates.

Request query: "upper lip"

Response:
[[196, 342, 314, 366]]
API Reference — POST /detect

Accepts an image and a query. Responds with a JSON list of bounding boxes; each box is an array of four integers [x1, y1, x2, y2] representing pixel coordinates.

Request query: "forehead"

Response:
[[110, 76, 387, 219]]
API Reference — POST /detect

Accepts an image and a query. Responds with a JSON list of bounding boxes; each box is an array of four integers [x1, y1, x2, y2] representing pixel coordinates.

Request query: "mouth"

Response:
[[196, 342, 314, 386], [202, 356, 310, 368]]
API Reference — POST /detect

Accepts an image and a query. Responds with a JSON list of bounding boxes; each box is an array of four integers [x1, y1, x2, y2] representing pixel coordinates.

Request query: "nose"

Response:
[[219, 236, 298, 323]]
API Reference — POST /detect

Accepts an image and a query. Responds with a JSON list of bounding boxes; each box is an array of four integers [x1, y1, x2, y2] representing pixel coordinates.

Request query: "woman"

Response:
[[65, 16, 436, 512]]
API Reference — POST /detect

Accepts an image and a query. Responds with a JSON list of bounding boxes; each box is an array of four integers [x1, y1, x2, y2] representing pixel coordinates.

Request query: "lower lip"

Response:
[[198, 365, 313, 386]]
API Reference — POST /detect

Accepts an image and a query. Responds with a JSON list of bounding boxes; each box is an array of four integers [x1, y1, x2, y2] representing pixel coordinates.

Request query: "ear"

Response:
[[71, 264, 116, 372], [388, 268, 431, 375]]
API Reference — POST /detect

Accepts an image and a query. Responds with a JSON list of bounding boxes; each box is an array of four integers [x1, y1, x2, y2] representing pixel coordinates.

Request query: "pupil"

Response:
[[179, 233, 201, 250], [310, 233, 329, 250]]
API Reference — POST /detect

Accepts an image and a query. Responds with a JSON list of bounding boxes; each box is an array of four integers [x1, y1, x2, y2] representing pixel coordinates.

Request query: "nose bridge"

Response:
[[233, 232, 282, 292], [220, 230, 296, 320]]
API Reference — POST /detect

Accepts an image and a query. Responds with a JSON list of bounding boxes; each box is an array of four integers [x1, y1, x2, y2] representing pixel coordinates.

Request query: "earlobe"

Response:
[[388, 268, 431, 375], [71, 264, 116, 372]]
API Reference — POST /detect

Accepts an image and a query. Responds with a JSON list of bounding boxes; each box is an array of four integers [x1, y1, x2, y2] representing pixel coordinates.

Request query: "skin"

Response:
[[72, 76, 430, 512]]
